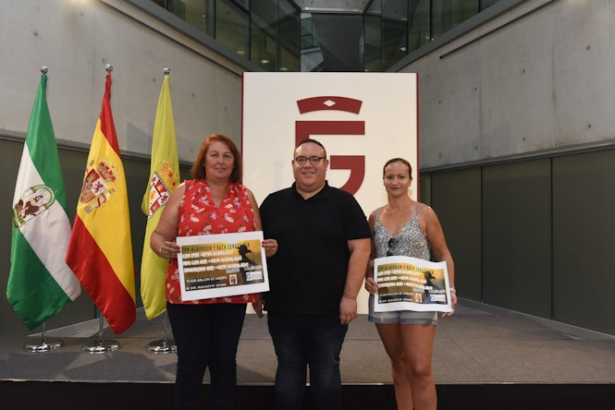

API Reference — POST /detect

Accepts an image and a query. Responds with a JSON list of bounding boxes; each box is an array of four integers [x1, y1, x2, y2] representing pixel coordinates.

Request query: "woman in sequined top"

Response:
[[151, 134, 277, 410], [364, 158, 456, 410]]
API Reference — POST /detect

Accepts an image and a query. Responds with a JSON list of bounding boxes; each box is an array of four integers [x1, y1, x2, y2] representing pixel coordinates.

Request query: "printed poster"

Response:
[[374, 256, 452, 313], [176, 231, 269, 301]]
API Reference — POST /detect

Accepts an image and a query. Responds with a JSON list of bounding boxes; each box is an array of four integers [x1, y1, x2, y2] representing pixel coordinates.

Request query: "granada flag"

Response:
[[66, 70, 136, 334], [8, 70, 81, 330], [140, 73, 180, 320]]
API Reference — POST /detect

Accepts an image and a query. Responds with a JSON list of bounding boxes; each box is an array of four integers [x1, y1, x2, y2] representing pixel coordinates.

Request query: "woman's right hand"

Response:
[[365, 277, 379, 295], [252, 293, 265, 318]]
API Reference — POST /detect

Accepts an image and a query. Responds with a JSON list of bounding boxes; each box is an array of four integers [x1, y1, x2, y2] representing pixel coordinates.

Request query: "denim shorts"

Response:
[[367, 294, 438, 326]]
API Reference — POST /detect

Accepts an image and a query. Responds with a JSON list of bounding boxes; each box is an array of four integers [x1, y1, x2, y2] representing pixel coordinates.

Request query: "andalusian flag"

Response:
[[140, 74, 180, 320], [7, 72, 81, 330], [66, 71, 136, 335]]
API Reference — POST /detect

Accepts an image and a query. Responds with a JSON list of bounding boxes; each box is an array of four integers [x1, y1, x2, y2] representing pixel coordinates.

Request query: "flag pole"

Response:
[[82, 307, 119, 354], [11, 65, 79, 352], [23, 321, 64, 353], [22, 67, 63, 354], [143, 67, 177, 355], [67, 62, 137, 339], [146, 311, 177, 354], [77, 65, 120, 354]]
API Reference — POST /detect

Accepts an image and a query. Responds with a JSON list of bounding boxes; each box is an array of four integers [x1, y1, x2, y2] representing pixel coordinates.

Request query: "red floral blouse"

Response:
[[166, 179, 258, 305]]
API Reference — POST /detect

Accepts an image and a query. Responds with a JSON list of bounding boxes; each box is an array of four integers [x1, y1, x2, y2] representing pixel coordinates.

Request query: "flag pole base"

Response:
[[23, 338, 64, 353], [82, 338, 120, 354], [82, 310, 119, 353], [146, 339, 177, 354]]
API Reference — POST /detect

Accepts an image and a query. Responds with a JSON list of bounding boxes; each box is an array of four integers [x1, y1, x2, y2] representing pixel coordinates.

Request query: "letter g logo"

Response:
[[295, 96, 365, 195]]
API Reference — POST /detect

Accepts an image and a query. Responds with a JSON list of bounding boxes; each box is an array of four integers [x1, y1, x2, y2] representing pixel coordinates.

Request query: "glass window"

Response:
[[300, 13, 324, 72], [367, 0, 382, 14], [251, 0, 299, 71], [365, 2, 382, 72], [235, 0, 249, 10], [300, 14, 318, 49], [250, 24, 277, 70], [407, 0, 431, 53], [480, 0, 501, 10], [278, 1, 300, 72], [215, 0, 249, 57], [151, 0, 169, 10], [146, 0, 508, 72], [158, 0, 209, 35], [250, 0, 277, 70], [280, 45, 299, 72], [382, 0, 408, 71], [432, 0, 480, 39]]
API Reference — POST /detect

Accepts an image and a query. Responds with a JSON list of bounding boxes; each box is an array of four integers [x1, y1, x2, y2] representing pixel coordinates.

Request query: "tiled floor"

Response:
[[2, 299, 615, 386]]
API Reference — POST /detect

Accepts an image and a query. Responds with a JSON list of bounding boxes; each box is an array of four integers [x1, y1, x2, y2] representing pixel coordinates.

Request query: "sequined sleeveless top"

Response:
[[374, 203, 430, 260]]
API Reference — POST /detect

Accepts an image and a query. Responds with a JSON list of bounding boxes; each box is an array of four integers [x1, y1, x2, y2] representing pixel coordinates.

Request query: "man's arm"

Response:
[[339, 237, 371, 325]]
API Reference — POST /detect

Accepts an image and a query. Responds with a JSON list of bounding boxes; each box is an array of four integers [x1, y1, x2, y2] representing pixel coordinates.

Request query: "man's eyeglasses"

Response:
[[386, 238, 397, 256], [295, 156, 326, 166]]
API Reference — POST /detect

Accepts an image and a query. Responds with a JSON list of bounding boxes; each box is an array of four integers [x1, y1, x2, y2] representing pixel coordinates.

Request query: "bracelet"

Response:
[[343, 293, 356, 300], [450, 287, 456, 293], [158, 246, 163, 255]]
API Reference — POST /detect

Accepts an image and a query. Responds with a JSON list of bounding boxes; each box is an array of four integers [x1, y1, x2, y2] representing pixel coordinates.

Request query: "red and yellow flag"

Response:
[[66, 72, 136, 335]]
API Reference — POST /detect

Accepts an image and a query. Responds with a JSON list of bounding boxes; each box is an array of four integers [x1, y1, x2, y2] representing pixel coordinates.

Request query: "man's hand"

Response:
[[339, 297, 357, 325]]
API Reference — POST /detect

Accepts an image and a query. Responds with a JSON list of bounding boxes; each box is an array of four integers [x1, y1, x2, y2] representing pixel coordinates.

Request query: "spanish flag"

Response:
[[66, 71, 136, 335], [140, 74, 180, 320]]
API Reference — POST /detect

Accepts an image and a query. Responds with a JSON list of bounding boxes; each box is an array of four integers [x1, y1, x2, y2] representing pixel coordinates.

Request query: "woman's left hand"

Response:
[[364, 277, 379, 295], [158, 240, 180, 259], [262, 239, 278, 258], [441, 291, 457, 317]]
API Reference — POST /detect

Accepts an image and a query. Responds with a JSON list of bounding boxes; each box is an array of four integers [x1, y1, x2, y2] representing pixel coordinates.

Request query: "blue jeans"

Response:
[[268, 312, 348, 410], [167, 302, 247, 410]]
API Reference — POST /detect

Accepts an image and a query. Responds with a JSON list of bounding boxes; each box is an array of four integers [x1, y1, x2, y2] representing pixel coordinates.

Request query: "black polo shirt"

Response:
[[260, 181, 371, 316]]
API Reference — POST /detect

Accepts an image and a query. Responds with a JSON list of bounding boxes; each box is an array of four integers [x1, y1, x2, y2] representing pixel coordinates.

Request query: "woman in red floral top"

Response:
[[152, 134, 277, 410]]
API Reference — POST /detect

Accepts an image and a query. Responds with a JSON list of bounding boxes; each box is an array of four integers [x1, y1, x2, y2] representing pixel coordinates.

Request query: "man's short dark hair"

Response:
[[295, 138, 327, 158]]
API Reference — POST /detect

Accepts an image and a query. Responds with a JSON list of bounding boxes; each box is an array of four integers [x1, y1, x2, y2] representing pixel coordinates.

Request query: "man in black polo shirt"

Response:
[[259, 138, 371, 410]]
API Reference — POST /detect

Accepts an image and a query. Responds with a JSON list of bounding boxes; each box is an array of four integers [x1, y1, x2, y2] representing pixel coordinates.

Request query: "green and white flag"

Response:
[[7, 73, 81, 330]]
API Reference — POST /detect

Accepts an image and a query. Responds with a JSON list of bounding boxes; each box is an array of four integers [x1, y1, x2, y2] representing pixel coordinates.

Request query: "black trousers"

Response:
[[167, 302, 247, 410], [268, 312, 348, 410]]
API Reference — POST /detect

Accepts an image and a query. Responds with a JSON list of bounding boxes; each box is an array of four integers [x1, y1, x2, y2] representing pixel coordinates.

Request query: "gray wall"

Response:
[[0, 0, 245, 159], [0, 0, 244, 335], [482, 159, 551, 317], [0, 138, 193, 336], [1, 141, 96, 335], [402, 0, 615, 169], [431, 169, 482, 303], [4, 0, 615, 337], [401, 0, 615, 335], [552, 150, 615, 333], [422, 149, 615, 336]]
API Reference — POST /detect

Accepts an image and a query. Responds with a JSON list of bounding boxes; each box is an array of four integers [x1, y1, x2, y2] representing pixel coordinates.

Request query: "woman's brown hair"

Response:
[[191, 134, 242, 183], [382, 158, 413, 179]]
